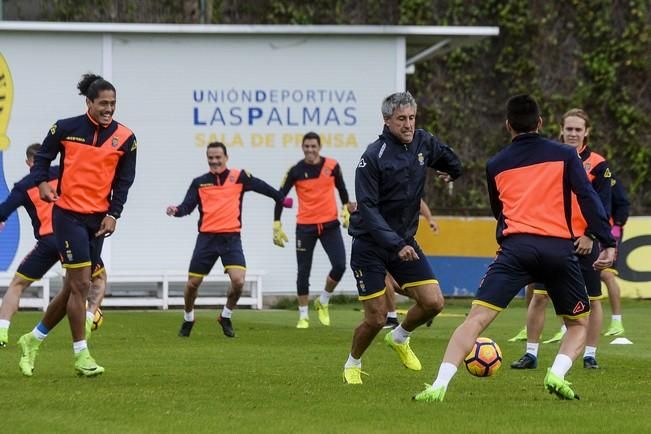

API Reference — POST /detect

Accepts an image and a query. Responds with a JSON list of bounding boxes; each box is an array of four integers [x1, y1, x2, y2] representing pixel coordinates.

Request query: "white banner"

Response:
[[1, 31, 401, 294]]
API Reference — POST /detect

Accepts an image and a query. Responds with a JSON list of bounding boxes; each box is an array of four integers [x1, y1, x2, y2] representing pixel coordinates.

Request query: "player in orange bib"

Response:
[[168, 142, 291, 338], [510, 108, 613, 371], [18, 74, 137, 377], [272, 132, 356, 329], [0, 144, 107, 348]]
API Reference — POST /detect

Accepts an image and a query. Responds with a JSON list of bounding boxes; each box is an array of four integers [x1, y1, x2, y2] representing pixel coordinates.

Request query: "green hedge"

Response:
[[12, 0, 650, 213]]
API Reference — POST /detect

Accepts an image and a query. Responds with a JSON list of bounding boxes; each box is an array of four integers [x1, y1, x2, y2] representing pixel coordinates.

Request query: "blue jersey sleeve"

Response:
[[33, 121, 63, 185], [0, 185, 26, 222], [175, 179, 200, 217], [108, 134, 137, 219]]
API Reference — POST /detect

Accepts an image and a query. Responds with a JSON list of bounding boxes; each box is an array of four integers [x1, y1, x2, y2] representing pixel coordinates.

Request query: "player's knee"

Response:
[[187, 277, 202, 291], [365, 312, 386, 330], [421, 292, 445, 314], [68, 277, 90, 294], [601, 272, 615, 285], [565, 316, 589, 329], [231, 276, 245, 290], [297, 284, 309, 296], [11, 276, 33, 291], [465, 313, 491, 332], [297, 275, 310, 295], [530, 294, 548, 309], [330, 263, 345, 282]]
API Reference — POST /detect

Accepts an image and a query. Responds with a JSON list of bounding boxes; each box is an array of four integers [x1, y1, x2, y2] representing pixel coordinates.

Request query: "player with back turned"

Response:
[[510, 108, 613, 370], [414, 94, 615, 403]]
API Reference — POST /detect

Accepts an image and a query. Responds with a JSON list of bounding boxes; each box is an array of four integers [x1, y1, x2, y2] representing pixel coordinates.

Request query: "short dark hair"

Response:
[[506, 94, 540, 133], [207, 141, 227, 156], [302, 131, 321, 147], [77, 73, 116, 101], [26, 143, 41, 160]]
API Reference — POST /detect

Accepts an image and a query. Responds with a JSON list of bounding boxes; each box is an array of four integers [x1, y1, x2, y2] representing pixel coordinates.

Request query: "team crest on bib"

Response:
[[112, 137, 119, 147]]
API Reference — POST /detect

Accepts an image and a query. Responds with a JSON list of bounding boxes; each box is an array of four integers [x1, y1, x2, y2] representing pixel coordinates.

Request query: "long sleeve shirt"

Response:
[[174, 168, 284, 233], [32, 113, 137, 218], [486, 133, 615, 247], [274, 157, 349, 225], [349, 126, 462, 252]]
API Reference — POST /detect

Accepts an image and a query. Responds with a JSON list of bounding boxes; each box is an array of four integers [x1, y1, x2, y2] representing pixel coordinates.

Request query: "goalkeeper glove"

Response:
[[341, 205, 351, 229], [273, 221, 288, 247]]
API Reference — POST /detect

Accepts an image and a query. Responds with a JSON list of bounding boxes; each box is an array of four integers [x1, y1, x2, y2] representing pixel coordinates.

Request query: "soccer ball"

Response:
[[91, 308, 104, 331], [464, 337, 502, 377]]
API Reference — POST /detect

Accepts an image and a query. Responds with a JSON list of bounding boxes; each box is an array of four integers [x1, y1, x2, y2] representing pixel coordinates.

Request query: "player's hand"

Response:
[[166, 205, 178, 216], [341, 205, 351, 228], [273, 221, 288, 247], [398, 245, 419, 262], [95, 216, 117, 238], [346, 202, 358, 213], [574, 235, 593, 255], [38, 181, 58, 202], [611, 224, 623, 240], [428, 217, 439, 234], [282, 197, 293, 208], [593, 247, 615, 270], [436, 171, 453, 183]]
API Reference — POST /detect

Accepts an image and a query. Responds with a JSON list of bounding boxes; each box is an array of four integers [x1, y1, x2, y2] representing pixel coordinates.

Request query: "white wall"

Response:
[[1, 31, 400, 294]]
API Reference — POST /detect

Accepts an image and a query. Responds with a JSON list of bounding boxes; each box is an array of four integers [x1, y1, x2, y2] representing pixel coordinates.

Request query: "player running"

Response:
[[414, 95, 615, 402], [0, 144, 107, 348], [169, 141, 291, 338], [343, 91, 462, 384], [17, 73, 137, 377]]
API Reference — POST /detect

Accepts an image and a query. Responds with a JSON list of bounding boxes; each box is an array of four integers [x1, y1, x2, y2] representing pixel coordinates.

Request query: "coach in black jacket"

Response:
[[343, 91, 462, 384]]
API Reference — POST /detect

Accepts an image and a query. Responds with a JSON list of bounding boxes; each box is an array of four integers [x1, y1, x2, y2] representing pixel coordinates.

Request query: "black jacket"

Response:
[[349, 126, 462, 252]]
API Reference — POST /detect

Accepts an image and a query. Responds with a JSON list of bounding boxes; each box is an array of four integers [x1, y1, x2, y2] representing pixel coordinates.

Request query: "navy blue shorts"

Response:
[[16, 234, 60, 281], [350, 236, 437, 301], [580, 244, 602, 300], [474, 234, 590, 318], [189, 232, 246, 276], [53, 206, 104, 270], [531, 243, 602, 300]]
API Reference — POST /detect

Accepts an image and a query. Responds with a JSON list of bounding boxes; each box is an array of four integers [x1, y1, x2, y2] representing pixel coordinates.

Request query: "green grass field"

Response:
[[1, 299, 650, 433]]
